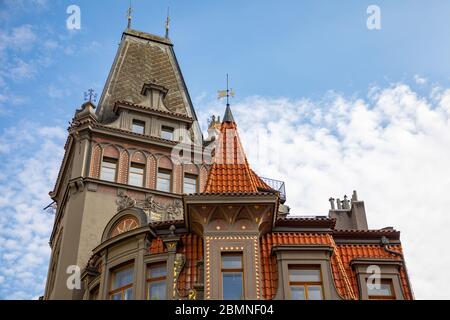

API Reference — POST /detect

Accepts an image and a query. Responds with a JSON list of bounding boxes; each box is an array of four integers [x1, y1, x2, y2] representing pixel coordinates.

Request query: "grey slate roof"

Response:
[[96, 28, 199, 128]]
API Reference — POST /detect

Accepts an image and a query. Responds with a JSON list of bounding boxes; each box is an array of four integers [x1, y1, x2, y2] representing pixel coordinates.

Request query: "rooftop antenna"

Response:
[[165, 7, 170, 38], [126, 0, 133, 29], [217, 74, 235, 107]]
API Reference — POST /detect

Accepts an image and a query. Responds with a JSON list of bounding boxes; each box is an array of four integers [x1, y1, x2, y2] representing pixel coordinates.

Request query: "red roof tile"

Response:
[[177, 234, 203, 297], [260, 232, 413, 300], [204, 120, 272, 193]]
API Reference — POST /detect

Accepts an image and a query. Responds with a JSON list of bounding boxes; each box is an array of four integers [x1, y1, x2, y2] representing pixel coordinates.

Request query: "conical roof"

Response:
[[204, 106, 272, 193]]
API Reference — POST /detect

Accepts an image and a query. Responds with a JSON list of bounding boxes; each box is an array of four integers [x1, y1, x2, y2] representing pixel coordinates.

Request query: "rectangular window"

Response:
[[147, 263, 167, 300], [288, 266, 323, 300], [183, 174, 198, 194], [367, 279, 395, 300], [221, 253, 244, 300], [156, 169, 171, 192], [109, 265, 134, 300], [132, 120, 145, 135], [100, 158, 117, 182], [128, 163, 144, 187], [161, 126, 174, 140]]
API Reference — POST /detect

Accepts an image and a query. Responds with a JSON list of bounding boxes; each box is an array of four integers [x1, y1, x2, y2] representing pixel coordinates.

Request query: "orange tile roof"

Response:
[[260, 232, 413, 300], [335, 243, 412, 300], [177, 234, 203, 297], [204, 120, 272, 193], [149, 235, 203, 298]]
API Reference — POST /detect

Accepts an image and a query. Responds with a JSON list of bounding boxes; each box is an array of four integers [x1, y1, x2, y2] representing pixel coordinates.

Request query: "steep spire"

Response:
[[222, 104, 235, 123], [204, 104, 272, 194]]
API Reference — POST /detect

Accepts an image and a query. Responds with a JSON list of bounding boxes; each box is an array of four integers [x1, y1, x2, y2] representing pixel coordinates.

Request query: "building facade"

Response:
[[43, 27, 413, 300]]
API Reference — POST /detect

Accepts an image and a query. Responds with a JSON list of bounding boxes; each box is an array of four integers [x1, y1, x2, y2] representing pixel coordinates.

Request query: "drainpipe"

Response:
[[380, 236, 415, 299]]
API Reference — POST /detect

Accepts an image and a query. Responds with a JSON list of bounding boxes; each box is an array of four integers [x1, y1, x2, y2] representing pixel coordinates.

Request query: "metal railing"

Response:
[[260, 177, 286, 202]]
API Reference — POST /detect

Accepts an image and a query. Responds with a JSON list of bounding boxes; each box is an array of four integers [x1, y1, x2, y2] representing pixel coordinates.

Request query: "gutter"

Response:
[[380, 236, 415, 299]]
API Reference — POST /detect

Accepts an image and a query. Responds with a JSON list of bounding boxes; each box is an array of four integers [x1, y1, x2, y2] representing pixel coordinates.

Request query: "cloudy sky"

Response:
[[1, 0, 450, 299]]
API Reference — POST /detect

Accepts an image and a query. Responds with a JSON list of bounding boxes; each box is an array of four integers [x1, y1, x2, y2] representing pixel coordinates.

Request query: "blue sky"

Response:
[[1, 0, 450, 299]]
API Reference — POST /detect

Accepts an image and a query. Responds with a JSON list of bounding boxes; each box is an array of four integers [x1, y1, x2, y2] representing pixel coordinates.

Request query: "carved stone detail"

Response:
[[116, 193, 184, 221]]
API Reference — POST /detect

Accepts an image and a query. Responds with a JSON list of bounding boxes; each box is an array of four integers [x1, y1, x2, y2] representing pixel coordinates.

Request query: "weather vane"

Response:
[[217, 74, 235, 106], [84, 88, 97, 102], [126, 1, 133, 29]]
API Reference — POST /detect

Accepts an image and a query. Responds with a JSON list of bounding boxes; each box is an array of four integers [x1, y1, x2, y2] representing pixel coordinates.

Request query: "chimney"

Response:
[[328, 190, 368, 230]]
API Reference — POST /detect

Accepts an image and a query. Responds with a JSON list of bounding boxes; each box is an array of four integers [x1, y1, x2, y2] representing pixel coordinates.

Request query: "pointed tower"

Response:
[[43, 27, 208, 300], [204, 105, 272, 193], [183, 104, 279, 300]]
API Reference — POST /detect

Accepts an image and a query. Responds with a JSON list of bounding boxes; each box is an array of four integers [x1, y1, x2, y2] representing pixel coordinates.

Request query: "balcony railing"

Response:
[[260, 177, 286, 202]]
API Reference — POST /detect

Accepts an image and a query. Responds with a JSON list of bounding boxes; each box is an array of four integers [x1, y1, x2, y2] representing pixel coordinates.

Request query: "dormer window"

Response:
[[132, 120, 145, 135], [161, 126, 174, 140]]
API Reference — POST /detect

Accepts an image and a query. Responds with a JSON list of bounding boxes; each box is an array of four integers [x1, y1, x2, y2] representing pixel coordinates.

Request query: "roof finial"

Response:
[[165, 7, 170, 39], [84, 88, 97, 102], [218, 74, 236, 123], [126, 0, 133, 29]]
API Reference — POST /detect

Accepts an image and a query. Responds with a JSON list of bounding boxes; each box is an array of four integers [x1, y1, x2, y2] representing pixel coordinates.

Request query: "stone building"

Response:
[[43, 27, 413, 300]]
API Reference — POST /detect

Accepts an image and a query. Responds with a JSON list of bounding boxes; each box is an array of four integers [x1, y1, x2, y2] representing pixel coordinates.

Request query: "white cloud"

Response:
[[0, 25, 37, 53], [197, 83, 450, 299], [414, 74, 427, 85], [0, 122, 65, 299]]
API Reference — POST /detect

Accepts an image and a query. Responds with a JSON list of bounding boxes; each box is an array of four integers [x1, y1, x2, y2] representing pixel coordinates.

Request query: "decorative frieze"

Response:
[[116, 193, 184, 221]]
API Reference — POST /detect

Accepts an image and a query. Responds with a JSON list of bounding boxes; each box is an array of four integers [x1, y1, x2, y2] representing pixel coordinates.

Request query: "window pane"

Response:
[[289, 269, 321, 282], [129, 165, 144, 187], [367, 282, 393, 296], [222, 272, 243, 300], [101, 161, 116, 182], [307, 285, 323, 300], [132, 120, 145, 134], [112, 267, 133, 290], [183, 176, 197, 194], [161, 127, 174, 140], [222, 255, 242, 269], [124, 288, 133, 300], [111, 292, 122, 300], [290, 286, 306, 300], [148, 281, 166, 300], [157, 170, 171, 192], [148, 265, 166, 278]]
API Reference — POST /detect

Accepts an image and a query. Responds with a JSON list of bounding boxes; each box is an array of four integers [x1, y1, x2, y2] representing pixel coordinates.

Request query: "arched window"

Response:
[[183, 163, 199, 194], [156, 156, 173, 193], [100, 145, 120, 182], [129, 151, 146, 187], [110, 216, 139, 238]]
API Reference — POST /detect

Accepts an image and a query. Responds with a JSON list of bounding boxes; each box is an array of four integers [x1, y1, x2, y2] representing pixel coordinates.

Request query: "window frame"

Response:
[[220, 252, 245, 300], [100, 157, 117, 182], [161, 125, 175, 141], [367, 279, 396, 300], [109, 263, 134, 300], [128, 162, 145, 187], [287, 265, 324, 300], [183, 173, 198, 194], [131, 119, 146, 135], [146, 262, 167, 300], [156, 168, 172, 193]]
